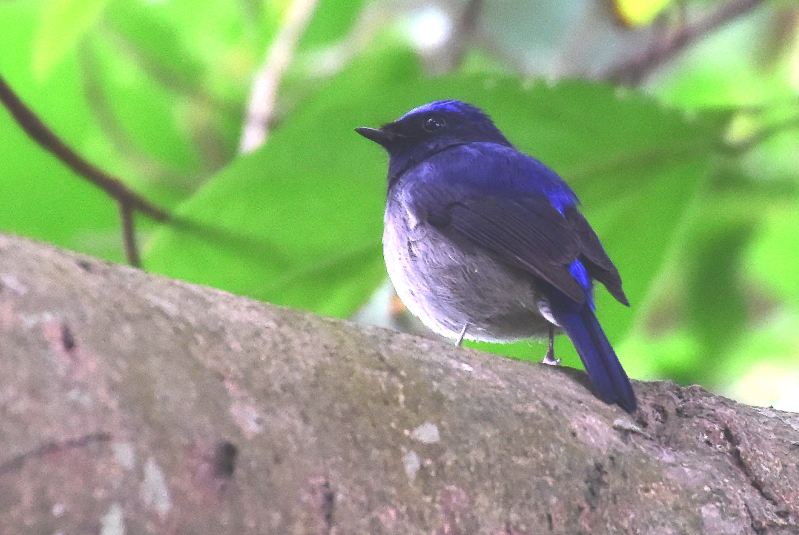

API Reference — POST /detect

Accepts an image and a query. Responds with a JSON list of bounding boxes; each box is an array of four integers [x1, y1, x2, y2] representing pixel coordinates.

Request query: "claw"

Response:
[[542, 351, 561, 366]]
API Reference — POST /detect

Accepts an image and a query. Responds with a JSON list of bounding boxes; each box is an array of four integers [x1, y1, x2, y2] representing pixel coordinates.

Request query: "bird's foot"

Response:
[[541, 349, 560, 366], [455, 323, 469, 348], [541, 323, 559, 365]]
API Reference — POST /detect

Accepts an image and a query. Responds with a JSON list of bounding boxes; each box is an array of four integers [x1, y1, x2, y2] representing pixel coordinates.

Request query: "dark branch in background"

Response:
[[602, 0, 766, 85], [435, 0, 484, 73], [119, 205, 141, 267], [0, 75, 171, 266], [0, 76, 170, 222], [0, 74, 291, 270]]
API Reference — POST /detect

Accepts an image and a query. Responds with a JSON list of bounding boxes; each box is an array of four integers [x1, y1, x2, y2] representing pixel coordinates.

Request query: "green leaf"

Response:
[[144, 46, 724, 347], [618, 329, 701, 383], [683, 220, 753, 375], [33, 0, 109, 78], [299, 0, 367, 49], [81, 36, 208, 198], [746, 206, 799, 308], [618, 179, 794, 386], [143, 48, 419, 318], [104, 0, 259, 104]]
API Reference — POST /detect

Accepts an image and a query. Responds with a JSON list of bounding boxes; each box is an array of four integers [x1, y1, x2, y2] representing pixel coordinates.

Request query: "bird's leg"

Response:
[[542, 324, 560, 366], [455, 323, 469, 348]]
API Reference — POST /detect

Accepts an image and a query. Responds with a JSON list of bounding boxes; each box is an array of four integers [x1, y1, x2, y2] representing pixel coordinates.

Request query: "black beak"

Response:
[[355, 126, 392, 147]]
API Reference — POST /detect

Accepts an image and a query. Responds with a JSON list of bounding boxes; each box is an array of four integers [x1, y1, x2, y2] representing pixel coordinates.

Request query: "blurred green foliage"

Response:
[[613, 0, 673, 26], [1, 0, 797, 410]]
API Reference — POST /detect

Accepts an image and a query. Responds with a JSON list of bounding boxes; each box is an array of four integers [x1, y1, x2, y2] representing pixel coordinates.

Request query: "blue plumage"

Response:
[[356, 100, 636, 412], [549, 290, 636, 411]]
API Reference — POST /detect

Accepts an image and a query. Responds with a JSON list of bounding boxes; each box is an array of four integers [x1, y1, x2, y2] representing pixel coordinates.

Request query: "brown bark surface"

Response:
[[0, 234, 797, 534]]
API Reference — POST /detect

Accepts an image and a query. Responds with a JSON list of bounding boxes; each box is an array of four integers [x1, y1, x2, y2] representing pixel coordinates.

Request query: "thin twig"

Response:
[[239, 0, 319, 153], [0, 75, 170, 223], [0, 74, 177, 268], [602, 0, 766, 85], [0, 74, 172, 267], [0, 74, 292, 269], [119, 204, 141, 267]]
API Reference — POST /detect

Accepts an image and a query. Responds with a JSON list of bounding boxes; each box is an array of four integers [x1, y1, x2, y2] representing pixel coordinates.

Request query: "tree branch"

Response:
[[238, 0, 319, 153], [602, 0, 766, 85], [0, 75, 294, 268], [0, 75, 171, 223], [434, 0, 484, 73], [0, 233, 797, 533], [0, 74, 175, 266]]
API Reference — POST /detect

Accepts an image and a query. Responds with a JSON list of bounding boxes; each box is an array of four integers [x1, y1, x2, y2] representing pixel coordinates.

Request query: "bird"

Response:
[[355, 100, 636, 412]]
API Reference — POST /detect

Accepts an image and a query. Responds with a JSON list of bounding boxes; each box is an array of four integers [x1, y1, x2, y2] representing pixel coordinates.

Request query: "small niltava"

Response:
[[357, 100, 636, 412]]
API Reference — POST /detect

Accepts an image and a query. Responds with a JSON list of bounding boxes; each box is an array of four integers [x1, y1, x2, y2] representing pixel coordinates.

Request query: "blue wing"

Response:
[[409, 143, 627, 306], [407, 143, 635, 411]]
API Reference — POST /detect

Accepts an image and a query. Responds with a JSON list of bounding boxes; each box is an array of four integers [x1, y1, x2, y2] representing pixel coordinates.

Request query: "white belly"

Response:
[[382, 203, 550, 343]]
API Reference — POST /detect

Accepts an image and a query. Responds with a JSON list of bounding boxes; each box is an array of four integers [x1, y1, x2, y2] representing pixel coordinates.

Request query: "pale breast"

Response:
[[382, 195, 550, 343]]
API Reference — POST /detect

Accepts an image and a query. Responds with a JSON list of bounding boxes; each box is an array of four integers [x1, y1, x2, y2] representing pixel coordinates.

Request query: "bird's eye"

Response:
[[422, 115, 446, 132]]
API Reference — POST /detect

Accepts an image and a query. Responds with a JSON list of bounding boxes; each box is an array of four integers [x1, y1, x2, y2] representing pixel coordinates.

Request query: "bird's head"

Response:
[[356, 100, 511, 181]]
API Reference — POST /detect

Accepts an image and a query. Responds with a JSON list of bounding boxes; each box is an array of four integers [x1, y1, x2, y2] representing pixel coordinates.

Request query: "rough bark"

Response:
[[0, 233, 797, 534]]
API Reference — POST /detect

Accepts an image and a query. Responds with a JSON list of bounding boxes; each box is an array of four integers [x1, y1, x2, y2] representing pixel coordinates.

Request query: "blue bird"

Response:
[[356, 100, 636, 412]]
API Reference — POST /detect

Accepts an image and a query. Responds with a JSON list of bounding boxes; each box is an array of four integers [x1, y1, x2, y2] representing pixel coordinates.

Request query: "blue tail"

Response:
[[550, 296, 637, 412]]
